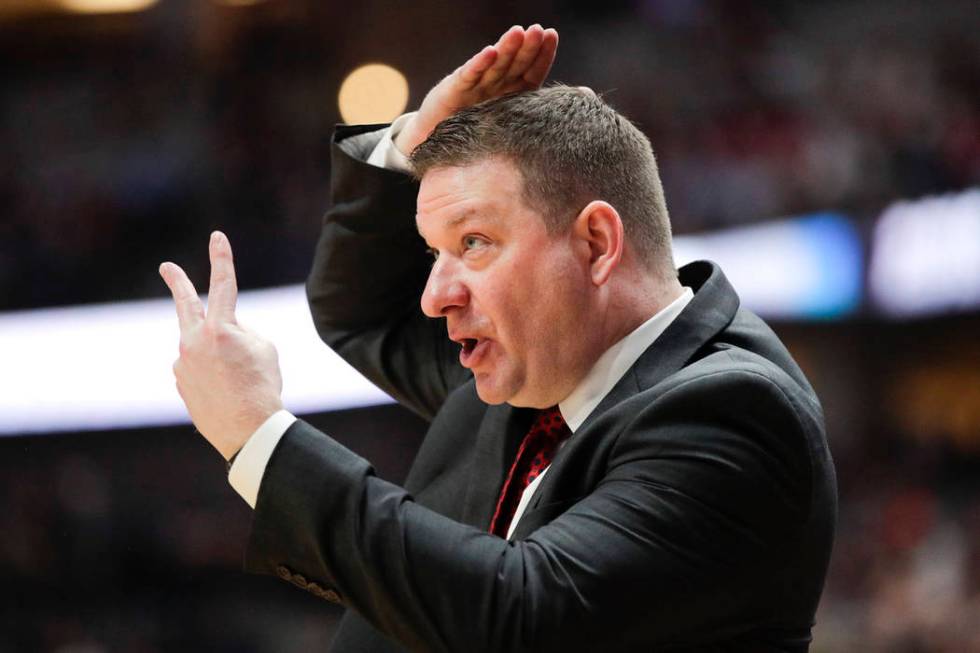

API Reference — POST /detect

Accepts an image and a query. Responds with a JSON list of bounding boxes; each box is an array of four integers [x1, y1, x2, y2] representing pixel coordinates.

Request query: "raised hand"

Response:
[[394, 24, 559, 157], [160, 231, 283, 460]]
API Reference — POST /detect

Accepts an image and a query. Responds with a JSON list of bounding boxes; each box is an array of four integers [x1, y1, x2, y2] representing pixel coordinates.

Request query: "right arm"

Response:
[[306, 25, 558, 420], [306, 128, 465, 420]]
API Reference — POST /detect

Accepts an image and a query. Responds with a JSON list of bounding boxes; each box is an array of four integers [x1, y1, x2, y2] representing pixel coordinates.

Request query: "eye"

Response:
[[462, 235, 488, 252], [425, 247, 440, 261]]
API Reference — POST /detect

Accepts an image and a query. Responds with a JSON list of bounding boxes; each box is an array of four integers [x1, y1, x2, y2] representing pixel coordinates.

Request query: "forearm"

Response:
[[307, 125, 468, 419], [308, 125, 427, 337]]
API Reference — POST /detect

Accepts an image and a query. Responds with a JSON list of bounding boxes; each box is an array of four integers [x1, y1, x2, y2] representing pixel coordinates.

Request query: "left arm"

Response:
[[244, 371, 817, 652]]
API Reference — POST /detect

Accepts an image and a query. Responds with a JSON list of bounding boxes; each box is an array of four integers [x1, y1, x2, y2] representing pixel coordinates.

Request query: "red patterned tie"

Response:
[[489, 406, 572, 538]]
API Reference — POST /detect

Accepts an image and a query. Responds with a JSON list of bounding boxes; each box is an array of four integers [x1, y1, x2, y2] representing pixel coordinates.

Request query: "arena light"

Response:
[[673, 213, 862, 320], [0, 212, 865, 436], [869, 188, 980, 317], [55, 0, 158, 13], [0, 285, 392, 436], [338, 63, 410, 125]]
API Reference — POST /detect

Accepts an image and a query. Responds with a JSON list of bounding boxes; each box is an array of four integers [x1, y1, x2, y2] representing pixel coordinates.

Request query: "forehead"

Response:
[[416, 159, 526, 233]]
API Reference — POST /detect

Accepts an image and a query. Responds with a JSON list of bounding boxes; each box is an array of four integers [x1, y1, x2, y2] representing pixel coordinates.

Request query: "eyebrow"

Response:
[[448, 210, 481, 228], [416, 207, 491, 236]]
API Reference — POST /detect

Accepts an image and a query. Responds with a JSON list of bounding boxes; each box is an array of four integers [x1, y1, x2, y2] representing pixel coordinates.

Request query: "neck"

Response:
[[539, 265, 684, 410], [543, 267, 684, 410], [600, 268, 685, 354]]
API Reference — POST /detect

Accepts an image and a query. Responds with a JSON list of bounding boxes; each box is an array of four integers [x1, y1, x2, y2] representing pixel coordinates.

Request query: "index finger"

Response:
[[206, 230, 238, 325], [457, 45, 498, 90], [159, 262, 204, 332]]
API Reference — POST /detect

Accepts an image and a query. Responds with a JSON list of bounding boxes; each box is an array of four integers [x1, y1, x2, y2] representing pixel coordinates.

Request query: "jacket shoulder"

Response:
[[662, 344, 823, 423]]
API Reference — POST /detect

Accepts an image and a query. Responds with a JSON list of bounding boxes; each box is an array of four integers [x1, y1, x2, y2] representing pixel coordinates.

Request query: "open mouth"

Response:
[[457, 337, 488, 368]]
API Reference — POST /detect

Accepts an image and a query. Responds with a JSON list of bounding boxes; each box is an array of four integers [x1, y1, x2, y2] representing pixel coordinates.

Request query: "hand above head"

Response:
[[159, 231, 284, 461], [393, 24, 559, 157]]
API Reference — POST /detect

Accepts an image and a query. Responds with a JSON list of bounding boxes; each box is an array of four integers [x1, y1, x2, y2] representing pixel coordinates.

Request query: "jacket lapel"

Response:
[[583, 260, 739, 431], [513, 261, 741, 527], [460, 403, 535, 530]]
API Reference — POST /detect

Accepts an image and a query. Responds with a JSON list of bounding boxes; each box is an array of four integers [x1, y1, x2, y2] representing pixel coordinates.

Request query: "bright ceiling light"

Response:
[[338, 63, 410, 125], [55, 0, 159, 13], [0, 285, 392, 435]]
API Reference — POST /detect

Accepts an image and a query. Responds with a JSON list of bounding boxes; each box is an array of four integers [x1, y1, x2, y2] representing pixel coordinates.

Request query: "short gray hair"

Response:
[[410, 85, 676, 278]]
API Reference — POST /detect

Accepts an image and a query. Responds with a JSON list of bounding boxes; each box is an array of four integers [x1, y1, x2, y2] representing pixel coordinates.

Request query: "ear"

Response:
[[572, 200, 624, 286]]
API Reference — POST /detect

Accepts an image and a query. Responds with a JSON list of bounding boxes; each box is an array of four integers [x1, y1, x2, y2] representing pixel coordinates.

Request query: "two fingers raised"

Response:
[[160, 230, 238, 333]]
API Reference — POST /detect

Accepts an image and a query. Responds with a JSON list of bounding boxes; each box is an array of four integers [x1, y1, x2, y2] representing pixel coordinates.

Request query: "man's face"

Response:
[[416, 158, 596, 408]]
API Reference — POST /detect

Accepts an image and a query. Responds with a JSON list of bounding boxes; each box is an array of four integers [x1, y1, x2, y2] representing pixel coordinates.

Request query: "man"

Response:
[[160, 25, 837, 652]]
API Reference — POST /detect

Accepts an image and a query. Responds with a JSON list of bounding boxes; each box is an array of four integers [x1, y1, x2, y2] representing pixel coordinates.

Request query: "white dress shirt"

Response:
[[229, 117, 694, 539]]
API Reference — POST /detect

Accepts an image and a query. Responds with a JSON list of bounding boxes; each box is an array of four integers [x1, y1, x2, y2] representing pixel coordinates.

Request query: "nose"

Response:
[[421, 258, 469, 318]]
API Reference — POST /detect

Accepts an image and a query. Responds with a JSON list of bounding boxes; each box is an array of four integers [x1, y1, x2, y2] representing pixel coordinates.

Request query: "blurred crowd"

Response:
[[0, 406, 426, 652], [600, 1, 980, 231], [1, 0, 979, 651], [816, 432, 980, 651], [1, 0, 977, 311]]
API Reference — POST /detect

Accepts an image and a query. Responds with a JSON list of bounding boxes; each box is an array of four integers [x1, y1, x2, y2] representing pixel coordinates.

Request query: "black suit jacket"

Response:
[[243, 124, 838, 652]]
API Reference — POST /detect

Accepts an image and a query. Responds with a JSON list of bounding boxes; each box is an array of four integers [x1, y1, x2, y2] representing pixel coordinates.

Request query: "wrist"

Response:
[[393, 127, 420, 158], [219, 402, 282, 462], [388, 111, 425, 160]]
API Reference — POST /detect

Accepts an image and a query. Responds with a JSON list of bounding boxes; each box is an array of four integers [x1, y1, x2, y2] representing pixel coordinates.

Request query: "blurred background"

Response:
[[1, 0, 979, 651]]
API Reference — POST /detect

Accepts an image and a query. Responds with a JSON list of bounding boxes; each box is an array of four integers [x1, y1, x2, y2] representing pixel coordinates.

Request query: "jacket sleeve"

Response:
[[306, 124, 471, 421], [244, 369, 826, 652]]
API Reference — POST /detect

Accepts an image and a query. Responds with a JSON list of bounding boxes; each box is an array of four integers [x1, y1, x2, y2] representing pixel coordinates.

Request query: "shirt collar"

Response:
[[558, 287, 694, 432]]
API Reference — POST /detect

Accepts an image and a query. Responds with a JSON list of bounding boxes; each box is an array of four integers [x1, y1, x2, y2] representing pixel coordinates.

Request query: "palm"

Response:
[[396, 25, 559, 156]]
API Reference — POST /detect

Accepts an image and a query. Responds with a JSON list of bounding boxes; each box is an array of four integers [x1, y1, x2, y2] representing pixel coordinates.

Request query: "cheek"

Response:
[[542, 267, 594, 361], [520, 265, 582, 348], [540, 250, 589, 313], [487, 242, 584, 351]]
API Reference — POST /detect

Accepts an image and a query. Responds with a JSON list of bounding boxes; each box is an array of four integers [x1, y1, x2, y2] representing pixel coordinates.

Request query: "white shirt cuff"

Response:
[[228, 409, 297, 508], [365, 112, 417, 172]]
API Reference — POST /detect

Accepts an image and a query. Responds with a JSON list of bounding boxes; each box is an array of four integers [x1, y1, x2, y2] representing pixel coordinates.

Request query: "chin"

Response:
[[474, 382, 508, 406], [475, 378, 547, 408], [473, 373, 521, 406]]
